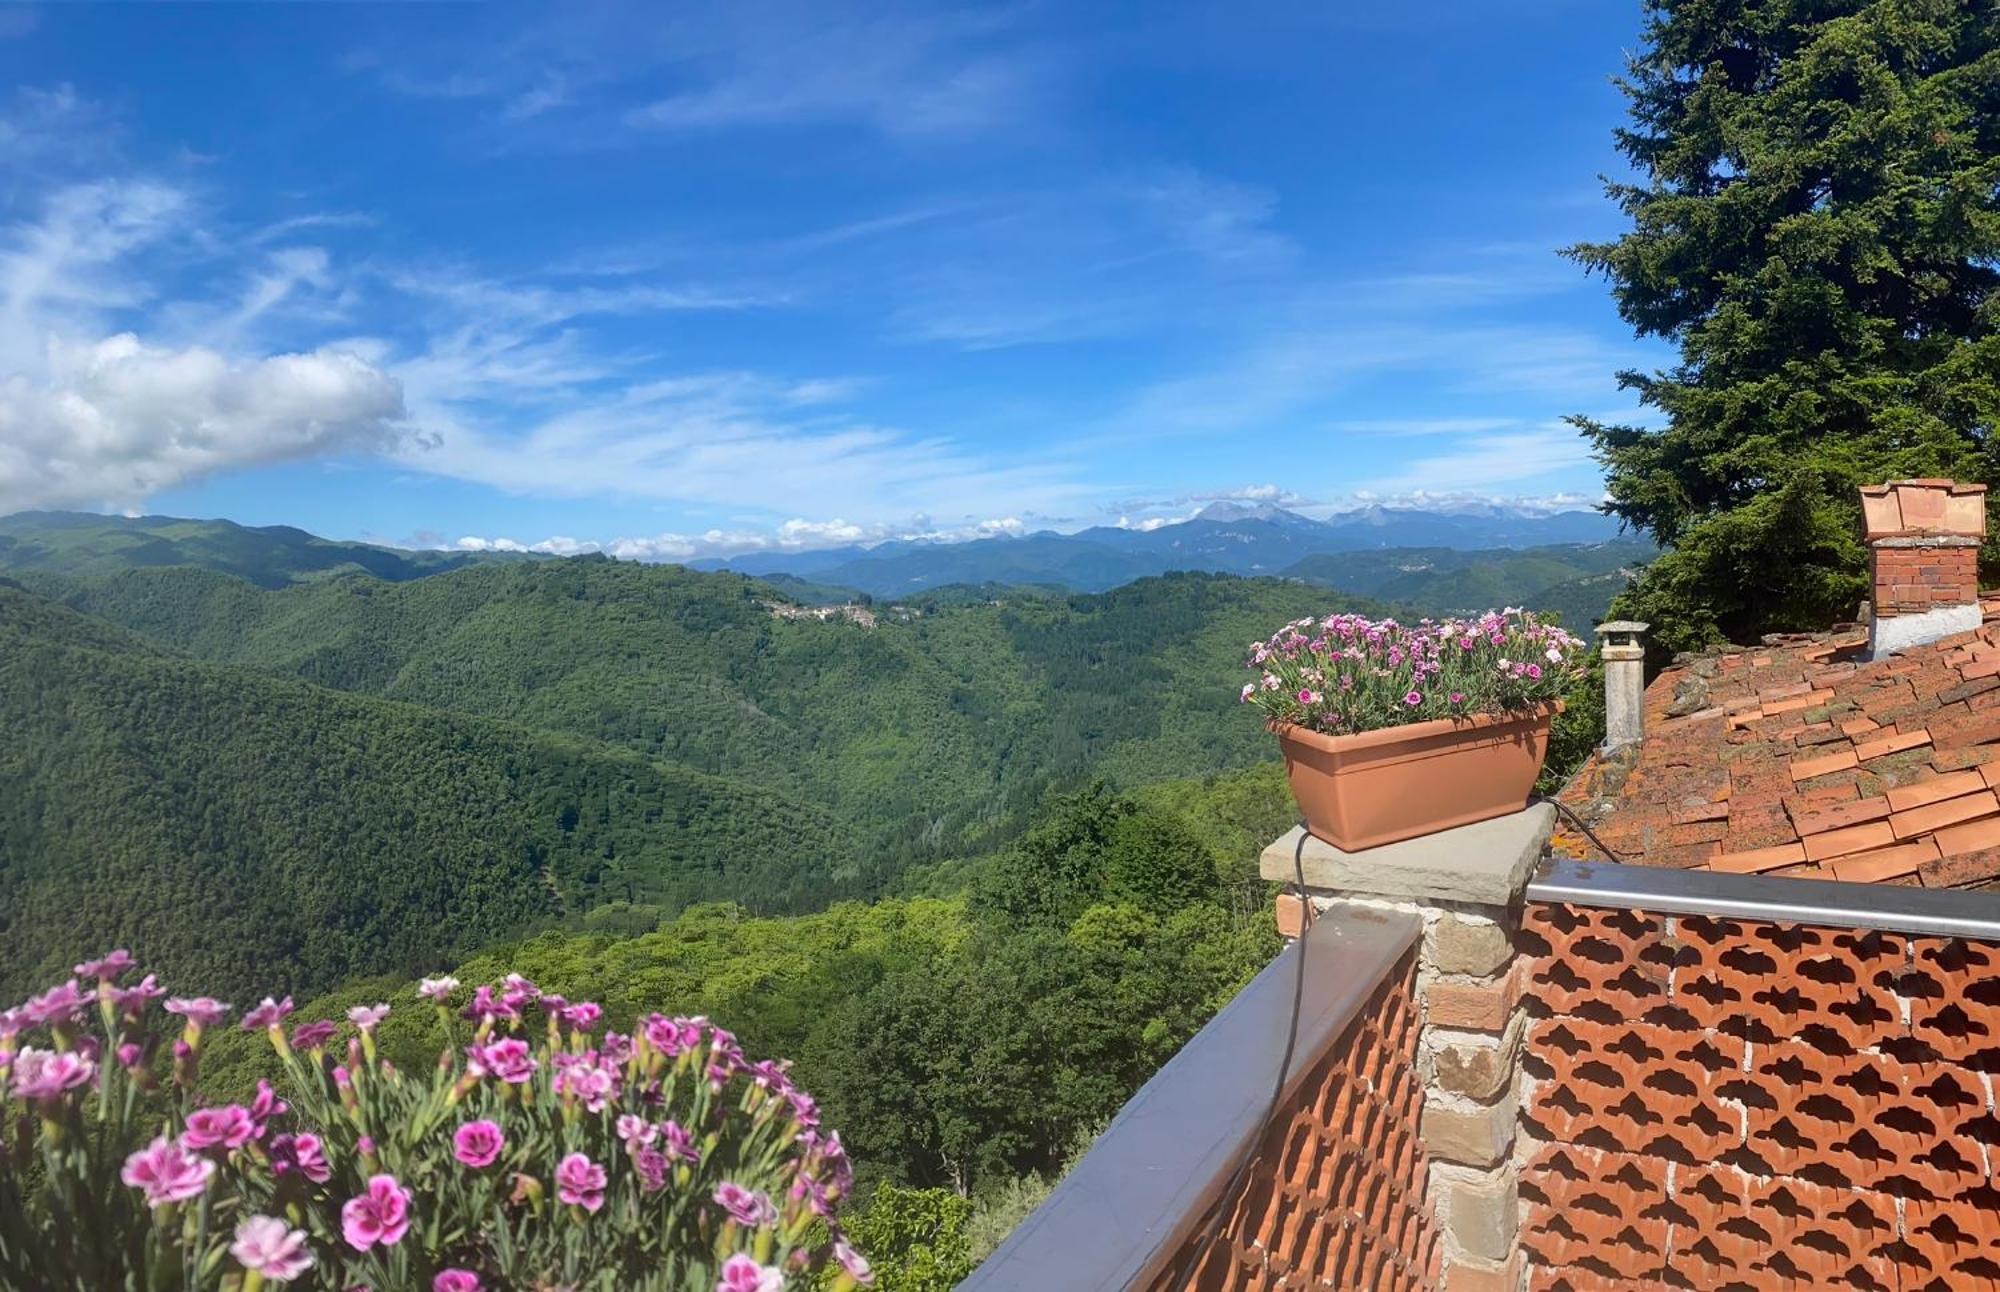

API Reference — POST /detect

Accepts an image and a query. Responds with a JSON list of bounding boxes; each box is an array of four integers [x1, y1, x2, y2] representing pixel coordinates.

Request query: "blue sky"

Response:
[[0, 1, 1665, 559]]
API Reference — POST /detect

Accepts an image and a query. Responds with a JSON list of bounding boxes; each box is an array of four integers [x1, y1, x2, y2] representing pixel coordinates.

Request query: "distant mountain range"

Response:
[[693, 502, 1632, 597], [0, 504, 1648, 626]]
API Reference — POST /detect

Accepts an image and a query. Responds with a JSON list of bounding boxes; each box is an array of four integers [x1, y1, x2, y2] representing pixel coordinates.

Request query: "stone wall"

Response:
[[1265, 804, 1555, 1291]]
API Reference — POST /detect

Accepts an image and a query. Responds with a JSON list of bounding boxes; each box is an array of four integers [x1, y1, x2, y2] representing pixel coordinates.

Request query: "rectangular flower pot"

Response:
[[1269, 701, 1561, 851]]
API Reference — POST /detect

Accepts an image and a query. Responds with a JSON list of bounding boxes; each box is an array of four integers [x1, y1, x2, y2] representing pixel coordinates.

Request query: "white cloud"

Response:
[[0, 177, 409, 513], [0, 333, 404, 512], [388, 268, 770, 328], [347, 2, 1046, 147], [1114, 514, 1182, 532], [449, 512, 1034, 562], [1107, 484, 1316, 528], [0, 85, 110, 166]]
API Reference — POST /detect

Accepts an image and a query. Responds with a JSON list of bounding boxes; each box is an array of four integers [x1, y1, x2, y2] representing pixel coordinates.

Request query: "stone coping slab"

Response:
[[1260, 803, 1555, 906]]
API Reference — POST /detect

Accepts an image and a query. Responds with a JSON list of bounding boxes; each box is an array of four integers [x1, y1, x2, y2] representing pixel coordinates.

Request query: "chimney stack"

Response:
[[1861, 479, 1987, 657], [1597, 620, 1648, 753]]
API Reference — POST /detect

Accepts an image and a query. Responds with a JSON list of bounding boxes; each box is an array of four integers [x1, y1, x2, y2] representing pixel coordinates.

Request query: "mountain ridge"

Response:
[[0, 510, 544, 589], [692, 504, 1629, 595]]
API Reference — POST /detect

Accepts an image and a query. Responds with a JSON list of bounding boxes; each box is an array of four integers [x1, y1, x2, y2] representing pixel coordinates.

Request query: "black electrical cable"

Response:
[[1530, 793, 1630, 865], [1167, 823, 1311, 1289]]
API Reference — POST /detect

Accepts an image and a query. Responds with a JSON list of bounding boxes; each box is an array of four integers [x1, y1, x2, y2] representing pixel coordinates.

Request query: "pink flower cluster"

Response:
[[1240, 608, 1584, 736], [6, 958, 872, 1289]]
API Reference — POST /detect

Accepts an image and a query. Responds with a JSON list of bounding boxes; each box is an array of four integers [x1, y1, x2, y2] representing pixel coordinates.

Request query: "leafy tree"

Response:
[[971, 782, 1131, 929], [829, 1187, 974, 1292], [1102, 811, 1222, 913], [1571, 0, 2000, 652]]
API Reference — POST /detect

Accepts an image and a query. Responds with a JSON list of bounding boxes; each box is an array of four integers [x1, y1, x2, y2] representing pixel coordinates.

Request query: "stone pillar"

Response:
[[1861, 479, 1987, 657], [1264, 804, 1552, 1292], [1595, 621, 1648, 753]]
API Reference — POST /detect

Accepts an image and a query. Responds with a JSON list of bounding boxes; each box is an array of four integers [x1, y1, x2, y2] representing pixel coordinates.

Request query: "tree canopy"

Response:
[[1573, 0, 2000, 652]]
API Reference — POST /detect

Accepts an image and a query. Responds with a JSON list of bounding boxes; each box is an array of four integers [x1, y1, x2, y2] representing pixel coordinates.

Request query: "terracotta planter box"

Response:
[[1270, 701, 1561, 851]]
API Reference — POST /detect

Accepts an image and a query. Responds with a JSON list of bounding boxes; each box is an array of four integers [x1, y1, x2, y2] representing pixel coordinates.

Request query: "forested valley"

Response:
[[0, 542, 1602, 1287]]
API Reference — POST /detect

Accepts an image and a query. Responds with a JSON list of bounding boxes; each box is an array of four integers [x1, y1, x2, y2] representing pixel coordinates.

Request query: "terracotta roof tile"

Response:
[[1791, 779, 1861, 804], [1854, 729, 1933, 762], [1709, 842, 1808, 875], [1800, 819, 1897, 862], [1884, 769, 1988, 814], [1889, 790, 1999, 841], [1559, 621, 2000, 889], [1932, 747, 1994, 772], [1938, 676, 2000, 705], [1762, 689, 1835, 717], [1668, 801, 1729, 825], [1665, 820, 1728, 846], [1931, 813, 2000, 858], [1650, 841, 1721, 869], [1829, 839, 1940, 883], [1918, 845, 2000, 888], [1790, 749, 1859, 782], [1787, 795, 1892, 836]]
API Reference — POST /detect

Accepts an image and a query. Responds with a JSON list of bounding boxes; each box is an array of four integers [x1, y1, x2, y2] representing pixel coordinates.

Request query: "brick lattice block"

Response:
[[1519, 899, 2000, 1291], [1158, 949, 1441, 1291]]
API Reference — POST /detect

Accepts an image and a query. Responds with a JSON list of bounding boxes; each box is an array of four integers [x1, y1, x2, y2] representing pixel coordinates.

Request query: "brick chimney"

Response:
[[1861, 479, 1987, 657]]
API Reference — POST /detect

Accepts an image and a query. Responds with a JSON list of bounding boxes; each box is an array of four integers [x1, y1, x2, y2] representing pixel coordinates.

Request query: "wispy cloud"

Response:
[[0, 84, 1098, 527], [1353, 424, 1596, 495], [246, 211, 377, 245], [1332, 416, 1528, 437], [395, 367, 1090, 524], [880, 169, 1297, 349], [619, 6, 1044, 139], [502, 73, 570, 122], [347, 1, 1050, 147]]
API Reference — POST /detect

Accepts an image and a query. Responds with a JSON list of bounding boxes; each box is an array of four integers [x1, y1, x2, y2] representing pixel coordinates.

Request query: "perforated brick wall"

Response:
[[1519, 900, 2000, 1291], [1158, 947, 1442, 1292]]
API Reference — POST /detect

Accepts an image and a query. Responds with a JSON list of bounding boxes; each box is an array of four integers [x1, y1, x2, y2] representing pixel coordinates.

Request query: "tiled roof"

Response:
[[1557, 596, 2000, 888]]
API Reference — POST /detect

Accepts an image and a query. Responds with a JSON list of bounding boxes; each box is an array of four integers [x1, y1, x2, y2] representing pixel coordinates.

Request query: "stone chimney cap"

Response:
[[1859, 480, 1987, 496], [1860, 478, 1988, 542], [1596, 621, 1649, 636]]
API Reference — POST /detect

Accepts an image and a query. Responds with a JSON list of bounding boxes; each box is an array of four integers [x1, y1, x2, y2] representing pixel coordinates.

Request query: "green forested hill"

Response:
[[1, 559, 1343, 1001], [1282, 538, 1652, 626], [195, 773, 1289, 1197], [35, 560, 1341, 863], [0, 511, 537, 587], [0, 581, 850, 1001]]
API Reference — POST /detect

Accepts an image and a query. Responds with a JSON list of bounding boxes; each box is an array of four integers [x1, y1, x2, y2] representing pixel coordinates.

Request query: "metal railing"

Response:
[[1529, 855, 2000, 938], [958, 905, 1422, 1292]]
